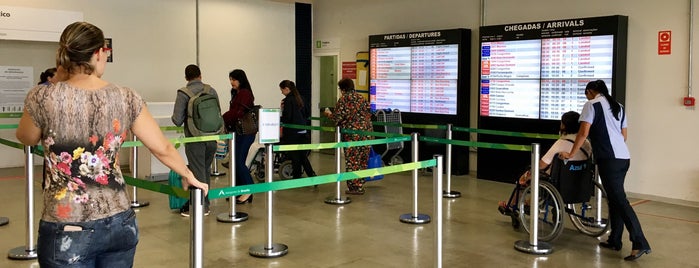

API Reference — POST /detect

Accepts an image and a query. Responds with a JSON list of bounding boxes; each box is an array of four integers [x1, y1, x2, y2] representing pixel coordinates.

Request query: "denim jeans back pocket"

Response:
[[119, 210, 139, 249], [53, 228, 94, 265]]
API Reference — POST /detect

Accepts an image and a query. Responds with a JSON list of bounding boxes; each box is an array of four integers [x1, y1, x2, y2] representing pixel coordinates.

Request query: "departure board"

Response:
[[369, 29, 467, 115]]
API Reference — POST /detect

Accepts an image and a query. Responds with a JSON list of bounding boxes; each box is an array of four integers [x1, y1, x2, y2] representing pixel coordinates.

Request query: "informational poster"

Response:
[[258, 108, 280, 144], [0, 66, 33, 114]]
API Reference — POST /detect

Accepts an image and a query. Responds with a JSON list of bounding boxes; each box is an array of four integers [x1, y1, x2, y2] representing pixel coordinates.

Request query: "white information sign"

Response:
[[0, 5, 83, 42], [258, 108, 280, 144], [0, 66, 33, 113]]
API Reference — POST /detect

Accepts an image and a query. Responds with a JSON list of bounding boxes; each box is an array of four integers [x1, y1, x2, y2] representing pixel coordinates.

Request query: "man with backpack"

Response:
[[172, 64, 224, 216]]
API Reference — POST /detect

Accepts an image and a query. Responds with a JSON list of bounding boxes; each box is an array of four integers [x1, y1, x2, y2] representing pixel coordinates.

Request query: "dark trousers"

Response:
[[597, 158, 650, 250], [185, 140, 217, 207], [282, 132, 316, 179]]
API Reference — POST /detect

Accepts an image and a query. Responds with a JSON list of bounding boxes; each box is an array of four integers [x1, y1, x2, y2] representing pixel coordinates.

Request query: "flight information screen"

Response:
[[370, 44, 459, 114], [479, 35, 614, 120]]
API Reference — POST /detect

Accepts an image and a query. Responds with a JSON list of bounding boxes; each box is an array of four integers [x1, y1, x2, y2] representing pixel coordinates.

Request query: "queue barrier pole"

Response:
[[190, 187, 204, 268], [400, 132, 430, 224], [8, 146, 38, 260], [249, 144, 288, 258], [433, 154, 444, 268], [130, 136, 149, 208], [211, 157, 225, 177], [324, 126, 351, 205], [217, 135, 248, 223], [514, 143, 553, 254], [442, 124, 460, 198]]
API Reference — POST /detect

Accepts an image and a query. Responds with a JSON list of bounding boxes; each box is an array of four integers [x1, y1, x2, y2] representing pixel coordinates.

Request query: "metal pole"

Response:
[[249, 144, 288, 258], [211, 157, 225, 176], [400, 132, 430, 224], [594, 167, 604, 226], [8, 146, 38, 259], [190, 188, 204, 268], [443, 124, 460, 198], [217, 135, 248, 222], [514, 143, 552, 254], [433, 155, 444, 268], [325, 126, 350, 204], [130, 136, 149, 208]]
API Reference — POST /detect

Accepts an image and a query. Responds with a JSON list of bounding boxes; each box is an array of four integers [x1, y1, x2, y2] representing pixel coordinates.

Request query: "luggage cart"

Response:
[[375, 109, 404, 165]]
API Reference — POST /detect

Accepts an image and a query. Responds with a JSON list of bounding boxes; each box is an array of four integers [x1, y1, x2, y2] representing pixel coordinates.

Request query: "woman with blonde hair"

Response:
[[16, 21, 207, 267]]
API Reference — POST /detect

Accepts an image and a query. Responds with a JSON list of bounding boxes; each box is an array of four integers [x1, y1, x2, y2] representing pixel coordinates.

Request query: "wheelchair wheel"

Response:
[[519, 180, 565, 242], [567, 181, 610, 237], [278, 160, 294, 180], [250, 161, 266, 182]]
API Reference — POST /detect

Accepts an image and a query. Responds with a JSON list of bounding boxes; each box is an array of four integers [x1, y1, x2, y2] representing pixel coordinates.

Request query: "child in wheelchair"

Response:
[[498, 111, 593, 214]]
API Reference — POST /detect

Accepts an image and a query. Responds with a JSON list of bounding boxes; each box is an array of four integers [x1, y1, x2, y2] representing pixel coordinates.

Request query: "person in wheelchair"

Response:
[[498, 111, 592, 212]]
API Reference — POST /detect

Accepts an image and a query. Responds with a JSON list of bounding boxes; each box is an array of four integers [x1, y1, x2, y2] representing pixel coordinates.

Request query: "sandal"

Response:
[[345, 188, 365, 195]]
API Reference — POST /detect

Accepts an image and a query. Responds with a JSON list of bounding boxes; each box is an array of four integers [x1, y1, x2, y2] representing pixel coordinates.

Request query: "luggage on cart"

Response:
[[373, 109, 404, 165]]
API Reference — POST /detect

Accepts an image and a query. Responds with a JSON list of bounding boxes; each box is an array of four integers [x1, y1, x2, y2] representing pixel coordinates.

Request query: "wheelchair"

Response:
[[248, 147, 294, 182], [498, 154, 610, 242]]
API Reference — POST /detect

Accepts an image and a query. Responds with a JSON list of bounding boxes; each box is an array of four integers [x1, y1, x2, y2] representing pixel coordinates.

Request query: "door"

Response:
[[318, 55, 338, 151]]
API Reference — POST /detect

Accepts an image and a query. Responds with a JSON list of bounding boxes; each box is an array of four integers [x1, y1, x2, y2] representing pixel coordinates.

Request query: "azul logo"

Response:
[[0, 11, 10, 17], [569, 163, 586, 171]]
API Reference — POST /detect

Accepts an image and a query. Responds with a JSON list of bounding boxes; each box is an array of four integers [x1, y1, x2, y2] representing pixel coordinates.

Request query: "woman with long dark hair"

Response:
[[279, 80, 316, 179], [560, 80, 651, 261], [222, 69, 256, 204]]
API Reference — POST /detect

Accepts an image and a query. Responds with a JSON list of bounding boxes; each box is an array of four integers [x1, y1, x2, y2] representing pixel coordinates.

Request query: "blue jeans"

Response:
[[235, 133, 255, 186], [38, 209, 139, 268]]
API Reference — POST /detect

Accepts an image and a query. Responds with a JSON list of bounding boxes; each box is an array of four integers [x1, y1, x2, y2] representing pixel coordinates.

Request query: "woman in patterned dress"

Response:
[[324, 78, 373, 194], [16, 21, 208, 267]]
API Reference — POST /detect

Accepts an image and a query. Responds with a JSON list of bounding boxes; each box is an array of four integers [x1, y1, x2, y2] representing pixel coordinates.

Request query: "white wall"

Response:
[[313, 0, 699, 205], [0, 0, 296, 167]]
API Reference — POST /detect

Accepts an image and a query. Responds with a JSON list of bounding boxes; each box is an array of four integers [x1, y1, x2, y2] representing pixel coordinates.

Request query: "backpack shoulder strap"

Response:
[[564, 138, 590, 159], [178, 86, 195, 98]]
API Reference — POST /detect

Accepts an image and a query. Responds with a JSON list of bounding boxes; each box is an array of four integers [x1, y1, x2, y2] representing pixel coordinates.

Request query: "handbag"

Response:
[[235, 104, 261, 135], [365, 147, 384, 181]]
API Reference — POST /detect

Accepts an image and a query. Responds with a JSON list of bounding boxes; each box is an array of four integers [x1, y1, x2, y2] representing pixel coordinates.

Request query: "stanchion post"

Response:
[[8, 146, 38, 259], [443, 124, 460, 198], [400, 132, 430, 224], [190, 188, 204, 268], [217, 135, 248, 222], [514, 143, 553, 254], [211, 157, 225, 177], [325, 126, 350, 204], [433, 155, 444, 268], [249, 144, 288, 258], [130, 136, 149, 208]]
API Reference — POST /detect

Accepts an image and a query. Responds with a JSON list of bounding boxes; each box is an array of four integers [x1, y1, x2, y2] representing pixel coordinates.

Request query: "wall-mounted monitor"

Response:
[[368, 29, 471, 175], [477, 15, 628, 182], [369, 29, 469, 116]]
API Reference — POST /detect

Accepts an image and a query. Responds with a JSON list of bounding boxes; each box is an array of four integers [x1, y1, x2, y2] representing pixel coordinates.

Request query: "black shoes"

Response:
[[599, 242, 622, 251], [624, 249, 651, 261], [236, 194, 253, 204], [345, 188, 365, 195]]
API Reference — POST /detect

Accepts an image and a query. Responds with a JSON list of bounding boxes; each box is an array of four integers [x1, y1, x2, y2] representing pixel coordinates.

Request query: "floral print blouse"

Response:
[[24, 82, 144, 222], [330, 91, 373, 133]]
